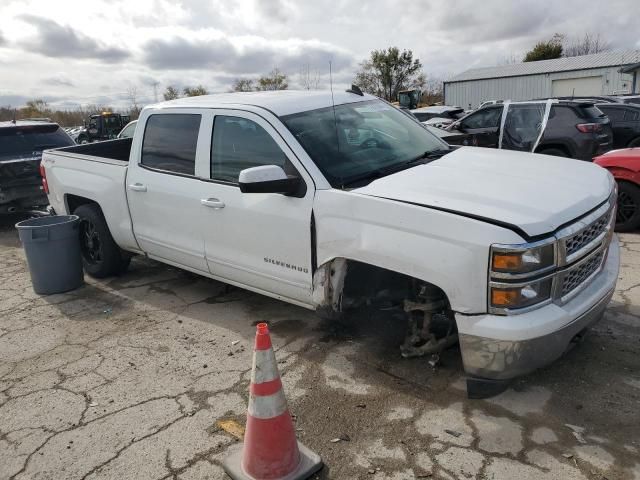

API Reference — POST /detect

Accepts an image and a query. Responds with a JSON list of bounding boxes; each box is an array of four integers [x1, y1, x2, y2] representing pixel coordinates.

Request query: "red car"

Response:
[[594, 148, 640, 231]]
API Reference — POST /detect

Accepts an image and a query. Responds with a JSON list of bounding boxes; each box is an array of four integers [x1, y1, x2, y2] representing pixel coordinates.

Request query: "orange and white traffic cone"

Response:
[[223, 323, 323, 480]]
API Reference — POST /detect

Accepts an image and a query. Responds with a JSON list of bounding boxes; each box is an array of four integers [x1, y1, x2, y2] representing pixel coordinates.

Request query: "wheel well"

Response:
[[617, 179, 640, 191], [535, 144, 571, 156], [65, 194, 98, 215], [313, 258, 450, 313], [627, 136, 640, 148]]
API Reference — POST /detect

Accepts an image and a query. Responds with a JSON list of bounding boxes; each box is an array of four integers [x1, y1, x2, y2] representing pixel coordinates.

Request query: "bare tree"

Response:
[[163, 85, 180, 100], [524, 33, 564, 62], [126, 86, 141, 117], [353, 47, 422, 101], [183, 85, 209, 97], [256, 68, 288, 91], [231, 79, 255, 92], [299, 64, 321, 90], [564, 33, 611, 57], [421, 76, 444, 105], [498, 53, 519, 65]]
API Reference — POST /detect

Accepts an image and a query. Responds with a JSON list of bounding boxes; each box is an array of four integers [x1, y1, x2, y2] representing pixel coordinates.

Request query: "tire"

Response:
[[615, 181, 640, 232], [77, 136, 88, 144], [74, 204, 131, 278], [537, 148, 568, 158], [628, 137, 640, 148]]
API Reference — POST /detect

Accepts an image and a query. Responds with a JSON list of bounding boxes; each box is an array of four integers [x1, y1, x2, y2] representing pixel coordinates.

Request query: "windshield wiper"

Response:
[[341, 150, 449, 188], [415, 148, 451, 160]]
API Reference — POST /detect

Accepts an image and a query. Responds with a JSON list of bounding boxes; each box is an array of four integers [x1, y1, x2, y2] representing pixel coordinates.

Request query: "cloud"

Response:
[[19, 15, 129, 62], [254, 0, 292, 23], [44, 74, 75, 87], [0, 31, 6, 46], [142, 34, 354, 75]]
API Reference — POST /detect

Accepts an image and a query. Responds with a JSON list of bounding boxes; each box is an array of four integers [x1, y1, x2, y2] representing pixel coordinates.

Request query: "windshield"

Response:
[[0, 124, 74, 162], [282, 100, 447, 188]]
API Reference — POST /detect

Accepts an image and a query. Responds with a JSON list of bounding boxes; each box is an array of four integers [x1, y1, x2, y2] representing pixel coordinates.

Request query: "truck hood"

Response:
[[352, 147, 613, 238]]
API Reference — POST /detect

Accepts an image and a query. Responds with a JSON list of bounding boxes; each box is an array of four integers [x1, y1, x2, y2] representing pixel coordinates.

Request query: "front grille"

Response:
[[565, 212, 610, 257], [561, 250, 605, 297]]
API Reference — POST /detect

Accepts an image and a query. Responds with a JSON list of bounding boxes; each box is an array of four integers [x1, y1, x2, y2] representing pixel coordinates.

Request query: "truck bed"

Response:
[[53, 138, 132, 163], [42, 138, 140, 253]]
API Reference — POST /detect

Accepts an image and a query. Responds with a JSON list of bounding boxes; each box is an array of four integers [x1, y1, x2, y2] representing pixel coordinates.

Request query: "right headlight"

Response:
[[489, 239, 557, 314], [491, 242, 555, 275], [490, 277, 554, 311]]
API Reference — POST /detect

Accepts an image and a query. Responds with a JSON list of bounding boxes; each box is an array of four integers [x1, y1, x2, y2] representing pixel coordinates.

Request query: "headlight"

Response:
[[491, 242, 555, 275], [490, 277, 553, 311], [489, 238, 557, 314]]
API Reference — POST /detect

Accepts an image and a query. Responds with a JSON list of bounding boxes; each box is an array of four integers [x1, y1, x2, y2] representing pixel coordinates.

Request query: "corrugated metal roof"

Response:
[[447, 50, 640, 83]]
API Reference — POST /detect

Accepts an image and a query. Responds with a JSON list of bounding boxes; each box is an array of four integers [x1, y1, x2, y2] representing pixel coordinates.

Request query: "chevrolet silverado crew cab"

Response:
[[41, 90, 619, 398]]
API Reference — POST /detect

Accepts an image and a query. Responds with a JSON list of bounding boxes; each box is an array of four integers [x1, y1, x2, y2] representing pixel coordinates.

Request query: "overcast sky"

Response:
[[0, 0, 639, 109]]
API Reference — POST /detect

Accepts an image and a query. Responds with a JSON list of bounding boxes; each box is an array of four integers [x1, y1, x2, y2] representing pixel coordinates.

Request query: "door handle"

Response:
[[201, 198, 225, 209], [129, 183, 147, 192]]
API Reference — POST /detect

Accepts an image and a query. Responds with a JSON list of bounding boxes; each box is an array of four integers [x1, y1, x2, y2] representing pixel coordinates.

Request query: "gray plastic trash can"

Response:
[[15, 215, 84, 295]]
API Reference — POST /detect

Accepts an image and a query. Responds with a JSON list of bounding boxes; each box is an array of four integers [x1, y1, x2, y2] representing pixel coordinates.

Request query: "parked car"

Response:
[[613, 94, 640, 105], [539, 95, 640, 105], [594, 148, 640, 231], [42, 90, 618, 398], [423, 124, 469, 145], [445, 101, 613, 160], [76, 112, 130, 144], [410, 106, 465, 127], [595, 103, 640, 148], [0, 120, 74, 213], [117, 120, 138, 139]]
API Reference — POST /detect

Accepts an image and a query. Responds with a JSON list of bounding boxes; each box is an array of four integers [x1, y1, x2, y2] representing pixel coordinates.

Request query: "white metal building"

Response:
[[444, 51, 640, 109]]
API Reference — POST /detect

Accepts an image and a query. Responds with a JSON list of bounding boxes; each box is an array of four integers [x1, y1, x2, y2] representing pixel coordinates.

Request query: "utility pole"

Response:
[[152, 82, 159, 102]]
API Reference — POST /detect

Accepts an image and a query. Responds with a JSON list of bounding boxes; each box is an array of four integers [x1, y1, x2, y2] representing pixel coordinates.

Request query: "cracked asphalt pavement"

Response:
[[0, 215, 639, 480]]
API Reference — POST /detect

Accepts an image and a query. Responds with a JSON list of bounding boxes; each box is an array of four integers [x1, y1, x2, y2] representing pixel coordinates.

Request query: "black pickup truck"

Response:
[[0, 120, 75, 214]]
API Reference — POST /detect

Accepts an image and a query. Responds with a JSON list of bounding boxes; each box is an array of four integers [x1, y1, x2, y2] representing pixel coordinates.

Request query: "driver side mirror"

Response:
[[238, 165, 305, 197]]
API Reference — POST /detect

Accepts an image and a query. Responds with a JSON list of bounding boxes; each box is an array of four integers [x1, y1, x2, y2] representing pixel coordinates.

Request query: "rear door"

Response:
[[126, 111, 212, 272], [456, 106, 502, 147], [597, 105, 628, 148], [200, 110, 315, 304]]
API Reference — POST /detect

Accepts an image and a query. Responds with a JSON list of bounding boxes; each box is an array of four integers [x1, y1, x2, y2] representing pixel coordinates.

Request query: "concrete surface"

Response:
[[0, 215, 638, 480]]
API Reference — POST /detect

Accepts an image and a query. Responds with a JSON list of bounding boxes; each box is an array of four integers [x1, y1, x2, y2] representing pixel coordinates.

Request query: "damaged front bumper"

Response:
[[456, 235, 619, 394]]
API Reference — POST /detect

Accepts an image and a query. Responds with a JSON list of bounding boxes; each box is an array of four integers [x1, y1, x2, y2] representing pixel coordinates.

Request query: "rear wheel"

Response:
[[74, 204, 130, 277], [538, 148, 568, 158], [616, 181, 640, 232], [628, 137, 640, 148]]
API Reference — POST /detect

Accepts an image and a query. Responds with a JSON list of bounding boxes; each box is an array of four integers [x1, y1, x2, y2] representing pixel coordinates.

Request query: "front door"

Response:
[[200, 110, 315, 305], [458, 106, 503, 148], [127, 112, 211, 272]]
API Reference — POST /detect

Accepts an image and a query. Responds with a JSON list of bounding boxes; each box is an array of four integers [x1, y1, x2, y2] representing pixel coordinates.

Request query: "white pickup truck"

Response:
[[42, 90, 619, 397]]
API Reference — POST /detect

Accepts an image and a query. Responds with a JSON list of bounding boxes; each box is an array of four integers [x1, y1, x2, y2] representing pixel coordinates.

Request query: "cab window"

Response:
[[210, 116, 288, 183], [141, 114, 201, 175]]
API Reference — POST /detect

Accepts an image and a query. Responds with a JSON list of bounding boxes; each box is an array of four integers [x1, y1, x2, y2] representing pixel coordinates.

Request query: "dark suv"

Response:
[[595, 103, 640, 148], [0, 121, 75, 213], [445, 101, 613, 160]]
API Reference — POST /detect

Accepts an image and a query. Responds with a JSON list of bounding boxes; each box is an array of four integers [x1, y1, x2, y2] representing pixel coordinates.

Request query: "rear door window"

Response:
[[598, 106, 624, 121], [461, 107, 502, 129], [623, 108, 640, 121], [210, 115, 288, 183], [141, 114, 201, 175], [0, 124, 74, 161], [549, 105, 577, 122], [578, 105, 606, 119]]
